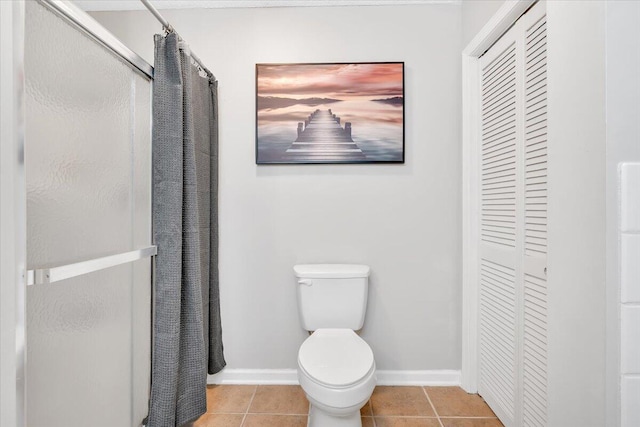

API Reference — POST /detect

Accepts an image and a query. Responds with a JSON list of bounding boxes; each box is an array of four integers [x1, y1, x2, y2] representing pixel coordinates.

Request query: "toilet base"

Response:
[[308, 404, 362, 427]]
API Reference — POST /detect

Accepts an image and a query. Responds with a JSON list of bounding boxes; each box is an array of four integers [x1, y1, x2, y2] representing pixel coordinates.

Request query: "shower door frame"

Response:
[[1, 2, 26, 426], [1, 1, 155, 426]]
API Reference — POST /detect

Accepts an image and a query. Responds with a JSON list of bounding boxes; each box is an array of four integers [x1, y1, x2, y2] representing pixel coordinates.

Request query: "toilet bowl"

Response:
[[298, 328, 376, 427]]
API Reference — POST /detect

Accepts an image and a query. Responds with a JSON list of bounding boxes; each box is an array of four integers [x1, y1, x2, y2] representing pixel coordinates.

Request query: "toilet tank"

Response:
[[294, 264, 370, 331]]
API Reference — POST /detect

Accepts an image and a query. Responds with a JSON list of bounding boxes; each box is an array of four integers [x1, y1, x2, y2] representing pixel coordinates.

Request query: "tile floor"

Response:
[[194, 385, 504, 427]]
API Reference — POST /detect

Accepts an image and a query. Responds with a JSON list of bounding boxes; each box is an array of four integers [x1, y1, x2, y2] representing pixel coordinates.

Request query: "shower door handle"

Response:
[[26, 245, 157, 286]]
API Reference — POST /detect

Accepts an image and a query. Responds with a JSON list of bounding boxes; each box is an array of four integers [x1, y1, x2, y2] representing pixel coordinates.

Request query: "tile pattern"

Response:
[[619, 162, 640, 426], [194, 385, 503, 427]]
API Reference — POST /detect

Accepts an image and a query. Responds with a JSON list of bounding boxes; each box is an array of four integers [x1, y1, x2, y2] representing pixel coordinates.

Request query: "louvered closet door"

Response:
[[478, 20, 521, 426], [477, 2, 547, 427], [520, 6, 548, 427]]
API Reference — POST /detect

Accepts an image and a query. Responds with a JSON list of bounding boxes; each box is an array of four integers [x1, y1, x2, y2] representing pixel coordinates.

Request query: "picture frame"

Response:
[[255, 62, 405, 164]]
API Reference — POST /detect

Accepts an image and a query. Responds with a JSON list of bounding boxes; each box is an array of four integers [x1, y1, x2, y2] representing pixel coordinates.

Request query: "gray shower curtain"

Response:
[[147, 33, 226, 427]]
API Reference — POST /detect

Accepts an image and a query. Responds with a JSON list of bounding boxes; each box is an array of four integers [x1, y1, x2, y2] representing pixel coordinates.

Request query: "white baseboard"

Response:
[[208, 369, 461, 386], [208, 369, 299, 385], [375, 370, 461, 386]]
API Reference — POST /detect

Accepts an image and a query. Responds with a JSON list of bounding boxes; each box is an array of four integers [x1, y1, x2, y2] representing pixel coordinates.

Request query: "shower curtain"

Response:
[[147, 32, 226, 427]]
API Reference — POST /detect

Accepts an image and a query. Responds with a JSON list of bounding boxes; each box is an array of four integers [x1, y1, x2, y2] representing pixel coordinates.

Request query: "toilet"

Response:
[[294, 264, 376, 427]]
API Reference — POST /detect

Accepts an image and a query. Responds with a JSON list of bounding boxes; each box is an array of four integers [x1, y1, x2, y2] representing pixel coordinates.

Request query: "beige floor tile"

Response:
[[374, 417, 442, 427], [440, 418, 504, 427], [371, 386, 436, 417], [361, 400, 373, 416], [193, 413, 244, 427], [248, 385, 309, 415], [362, 417, 375, 427], [425, 387, 496, 417], [205, 385, 257, 413], [242, 414, 307, 427]]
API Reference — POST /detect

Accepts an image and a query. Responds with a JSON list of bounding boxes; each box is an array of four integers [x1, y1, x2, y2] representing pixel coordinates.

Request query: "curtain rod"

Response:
[[139, 0, 216, 81]]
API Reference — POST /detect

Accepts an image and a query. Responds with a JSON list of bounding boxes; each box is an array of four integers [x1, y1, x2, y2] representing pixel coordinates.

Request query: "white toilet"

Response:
[[294, 264, 376, 427]]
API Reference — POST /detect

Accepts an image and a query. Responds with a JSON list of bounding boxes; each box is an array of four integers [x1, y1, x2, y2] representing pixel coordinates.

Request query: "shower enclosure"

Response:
[[3, 1, 155, 426]]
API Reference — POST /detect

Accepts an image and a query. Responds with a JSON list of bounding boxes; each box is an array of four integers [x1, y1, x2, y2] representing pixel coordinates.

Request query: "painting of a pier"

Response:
[[256, 62, 404, 164]]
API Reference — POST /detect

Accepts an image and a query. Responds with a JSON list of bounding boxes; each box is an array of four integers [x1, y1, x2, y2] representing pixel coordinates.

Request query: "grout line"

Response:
[[369, 398, 377, 427], [241, 412, 310, 416], [372, 416, 441, 419], [211, 412, 310, 416], [438, 416, 499, 419], [240, 385, 258, 427], [422, 387, 445, 427]]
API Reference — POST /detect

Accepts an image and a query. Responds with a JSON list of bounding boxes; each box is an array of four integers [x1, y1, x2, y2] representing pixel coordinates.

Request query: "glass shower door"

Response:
[[24, 2, 152, 426]]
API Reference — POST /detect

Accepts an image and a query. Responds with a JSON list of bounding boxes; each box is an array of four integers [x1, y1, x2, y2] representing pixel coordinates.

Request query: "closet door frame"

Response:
[[461, 0, 536, 393]]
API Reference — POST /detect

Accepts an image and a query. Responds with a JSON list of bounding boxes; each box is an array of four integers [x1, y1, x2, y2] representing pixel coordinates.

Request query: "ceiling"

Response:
[[76, 0, 461, 12]]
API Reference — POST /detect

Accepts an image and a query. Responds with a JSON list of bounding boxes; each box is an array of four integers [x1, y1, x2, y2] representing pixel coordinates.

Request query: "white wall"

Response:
[[461, 0, 503, 48], [546, 2, 607, 426], [92, 4, 463, 374], [606, 2, 640, 426]]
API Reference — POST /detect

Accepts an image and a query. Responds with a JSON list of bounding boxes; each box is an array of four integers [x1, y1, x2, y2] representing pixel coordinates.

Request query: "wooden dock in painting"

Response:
[[283, 109, 366, 162]]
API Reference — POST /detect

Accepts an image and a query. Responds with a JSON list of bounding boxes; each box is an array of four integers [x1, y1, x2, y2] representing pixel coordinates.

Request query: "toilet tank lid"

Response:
[[294, 264, 370, 279]]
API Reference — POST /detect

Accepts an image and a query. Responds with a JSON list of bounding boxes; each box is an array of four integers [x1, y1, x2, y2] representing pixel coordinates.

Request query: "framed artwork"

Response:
[[256, 62, 404, 164]]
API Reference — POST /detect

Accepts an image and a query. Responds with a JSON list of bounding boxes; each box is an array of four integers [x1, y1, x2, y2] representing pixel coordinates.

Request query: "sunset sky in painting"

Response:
[[257, 63, 403, 100]]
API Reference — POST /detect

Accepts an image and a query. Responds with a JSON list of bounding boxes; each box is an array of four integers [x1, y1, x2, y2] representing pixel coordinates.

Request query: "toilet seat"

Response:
[[298, 328, 375, 388]]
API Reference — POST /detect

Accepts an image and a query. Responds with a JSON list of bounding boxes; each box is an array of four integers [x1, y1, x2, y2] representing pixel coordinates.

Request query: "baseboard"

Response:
[[208, 369, 461, 386], [375, 370, 461, 386], [208, 369, 299, 385]]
